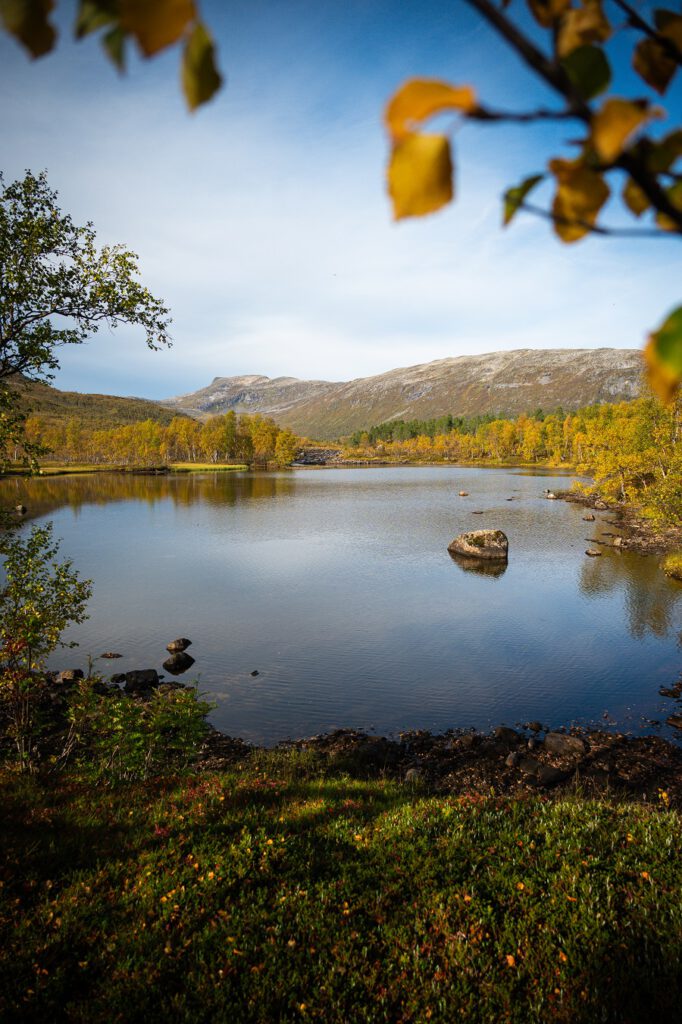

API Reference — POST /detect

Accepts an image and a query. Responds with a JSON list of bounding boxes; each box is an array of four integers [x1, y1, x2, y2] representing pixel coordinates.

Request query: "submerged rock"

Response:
[[585, 549, 602, 557], [448, 529, 508, 561]]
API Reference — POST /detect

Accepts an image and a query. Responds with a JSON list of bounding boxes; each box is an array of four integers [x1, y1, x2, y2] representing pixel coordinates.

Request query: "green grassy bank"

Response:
[[1, 751, 680, 1024]]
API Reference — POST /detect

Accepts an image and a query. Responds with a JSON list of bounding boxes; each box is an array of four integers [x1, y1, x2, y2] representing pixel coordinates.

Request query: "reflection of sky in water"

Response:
[[3, 467, 681, 746]]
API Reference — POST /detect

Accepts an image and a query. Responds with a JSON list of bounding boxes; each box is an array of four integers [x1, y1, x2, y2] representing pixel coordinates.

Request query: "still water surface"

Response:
[[2, 467, 681, 745]]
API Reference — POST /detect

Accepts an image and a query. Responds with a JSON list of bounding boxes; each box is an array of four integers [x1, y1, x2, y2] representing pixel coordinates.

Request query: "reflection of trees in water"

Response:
[[0, 472, 297, 522], [448, 552, 507, 579], [579, 550, 681, 640]]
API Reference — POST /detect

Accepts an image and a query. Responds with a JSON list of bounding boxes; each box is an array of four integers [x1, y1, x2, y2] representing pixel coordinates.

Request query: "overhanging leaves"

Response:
[[387, 133, 454, 220], [633, 37, 677, 95], [645, 305, 682, 403], [549, 157, 609, 242], [385, 79, 477, 142], [503, 173, 544, 226], [591, 98, 657, 164], [561, 44, 611, 100], [557, 0, 611, 59], [119, 0, 195, 57], [182, 20, 222, 111], [0, 0, 56, 58]]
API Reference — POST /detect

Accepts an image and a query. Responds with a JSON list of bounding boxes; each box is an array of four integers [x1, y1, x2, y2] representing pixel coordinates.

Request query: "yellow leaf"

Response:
[[387, 133, 453, 220], [528, 0, 570, 28], [385, 79, 476, 142], [632, 37, 677, 96], [558, 0, 611, 59], [591, 98, 655, 164], [119, 0, 195, 57], [622, 178, 649, 217], [654, 181, 682, 232], [644, 305, 682, 403], [182, 20, 222, 111], [549, 157, 610, 242], [0, 0, 55, 58]]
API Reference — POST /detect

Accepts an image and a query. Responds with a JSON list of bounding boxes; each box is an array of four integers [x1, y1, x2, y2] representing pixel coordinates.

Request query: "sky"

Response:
[[1, 0, 680, 399]]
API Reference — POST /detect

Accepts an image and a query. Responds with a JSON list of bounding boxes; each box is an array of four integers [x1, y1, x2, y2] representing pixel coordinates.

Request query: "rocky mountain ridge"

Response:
[[160, 348, 643, 439]]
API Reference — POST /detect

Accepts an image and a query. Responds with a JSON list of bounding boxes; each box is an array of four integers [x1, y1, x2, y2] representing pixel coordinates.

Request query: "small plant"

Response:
[[65, 680, 213, 783], [662, 552, 682, 580], [0, 523, 91, 769]]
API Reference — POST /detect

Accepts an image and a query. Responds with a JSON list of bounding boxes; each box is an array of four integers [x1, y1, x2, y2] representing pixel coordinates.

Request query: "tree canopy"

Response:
[[0, 170, 171, 468]]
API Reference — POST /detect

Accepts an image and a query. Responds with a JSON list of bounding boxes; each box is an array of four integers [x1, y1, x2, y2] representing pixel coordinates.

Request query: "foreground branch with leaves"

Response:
[[384, 0, 682, 401]]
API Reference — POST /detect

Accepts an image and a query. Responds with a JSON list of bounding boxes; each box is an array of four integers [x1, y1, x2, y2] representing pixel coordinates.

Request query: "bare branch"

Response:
[[469, 105, 574, 123]]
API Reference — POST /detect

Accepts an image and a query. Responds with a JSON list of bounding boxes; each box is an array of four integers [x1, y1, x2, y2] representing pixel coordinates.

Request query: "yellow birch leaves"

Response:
[[385, 79, 477, 220]]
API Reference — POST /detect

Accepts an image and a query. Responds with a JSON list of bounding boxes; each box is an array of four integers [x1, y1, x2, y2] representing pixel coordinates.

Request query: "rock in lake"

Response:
[[458, 491, 469, 497], [448, 529, 508, 561], [15, 504, 27, 515], [101, 651, 122, 659], [582, 514, 596, 521], [124, 669, 160, 694], [162, 652, 195, 676], [594, 500, 608, 510], [166, 637, 192, 653], [585, 549, 602, 557]]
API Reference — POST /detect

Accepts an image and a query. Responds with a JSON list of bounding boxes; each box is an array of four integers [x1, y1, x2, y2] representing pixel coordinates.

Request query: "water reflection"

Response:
[[448, 552, 508, 578], [579, 546, 681, 640], [1, 467, 680, 745], [0, 469, 297, 520]]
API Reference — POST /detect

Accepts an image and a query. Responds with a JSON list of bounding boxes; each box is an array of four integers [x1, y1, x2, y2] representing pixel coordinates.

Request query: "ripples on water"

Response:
[[2, 467, 680, 745]]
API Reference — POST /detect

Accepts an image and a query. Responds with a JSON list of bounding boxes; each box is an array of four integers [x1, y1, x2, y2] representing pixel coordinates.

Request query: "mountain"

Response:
[[15, 378, 189, 430], [160, 349, 643, 439]]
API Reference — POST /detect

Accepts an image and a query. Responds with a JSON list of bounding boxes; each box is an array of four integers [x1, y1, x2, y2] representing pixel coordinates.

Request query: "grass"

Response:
[[1, 751, 680, 1023]]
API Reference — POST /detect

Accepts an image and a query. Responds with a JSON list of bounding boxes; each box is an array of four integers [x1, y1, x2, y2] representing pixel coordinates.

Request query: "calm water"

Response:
[[2, 467, 681, 745]]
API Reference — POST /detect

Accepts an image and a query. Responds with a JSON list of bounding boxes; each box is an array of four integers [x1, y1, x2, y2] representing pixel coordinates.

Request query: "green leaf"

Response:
[[0, 0, 56, 58], [645, 305, 682, 403], [503, 173, 544, 226], [181, 20, 222, 111], [561, 45, 611, 100], [102, 24, 126, 71]]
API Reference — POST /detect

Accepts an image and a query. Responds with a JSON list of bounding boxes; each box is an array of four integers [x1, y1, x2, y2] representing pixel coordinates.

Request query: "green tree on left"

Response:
[[0, 169, 171, 468]]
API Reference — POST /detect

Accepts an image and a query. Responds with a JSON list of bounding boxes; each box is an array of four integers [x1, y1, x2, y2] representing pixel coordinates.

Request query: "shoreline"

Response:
[[199, 723, 682, 806], [556, 489, 682, 557]]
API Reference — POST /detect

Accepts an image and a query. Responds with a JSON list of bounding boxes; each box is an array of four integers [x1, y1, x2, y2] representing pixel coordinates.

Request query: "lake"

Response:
[[2, 466, 681, 745]]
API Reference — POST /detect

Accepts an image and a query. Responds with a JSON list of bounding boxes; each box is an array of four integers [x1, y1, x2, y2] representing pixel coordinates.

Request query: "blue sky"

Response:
[[1, 0, 680, 398]]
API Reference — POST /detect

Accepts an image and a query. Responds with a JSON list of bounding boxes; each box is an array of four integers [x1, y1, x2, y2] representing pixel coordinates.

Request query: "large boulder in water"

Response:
[[447, 529, 508, 561]]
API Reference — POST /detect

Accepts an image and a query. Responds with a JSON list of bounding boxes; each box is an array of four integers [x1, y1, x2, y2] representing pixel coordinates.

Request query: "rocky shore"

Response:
[[198, 723, 682, 807], [557, 489, 682, 556]]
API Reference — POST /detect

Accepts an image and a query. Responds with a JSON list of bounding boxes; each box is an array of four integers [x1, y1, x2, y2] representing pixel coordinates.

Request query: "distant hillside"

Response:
[[160, 349, 643, 439], [15, 378, 188, 430]]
